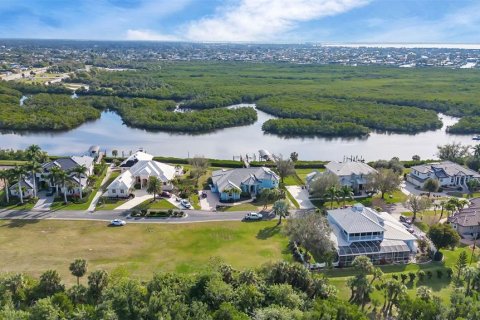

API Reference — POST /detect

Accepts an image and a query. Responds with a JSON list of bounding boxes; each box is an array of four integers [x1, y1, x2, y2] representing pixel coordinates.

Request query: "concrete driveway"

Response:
[[285, 186, 315, 209], [199, 190, 220, 211], [115, 190, 152, 210], [32, 191, 55, 211]]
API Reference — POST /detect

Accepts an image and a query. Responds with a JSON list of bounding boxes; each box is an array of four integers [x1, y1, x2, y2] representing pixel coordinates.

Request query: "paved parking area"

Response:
[[285, 186, 315, 209]]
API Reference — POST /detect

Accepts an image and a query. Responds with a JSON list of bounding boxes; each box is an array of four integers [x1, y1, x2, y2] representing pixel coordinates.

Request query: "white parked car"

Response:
[[110, 219, 126, 226], [180, 199, 191, 209], [244, 212, 263, 221]]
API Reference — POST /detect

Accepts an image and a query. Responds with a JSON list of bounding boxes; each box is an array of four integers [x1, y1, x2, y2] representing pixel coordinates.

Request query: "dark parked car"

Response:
[[161, 191, 172, 198], [399, 216, 412, 224]]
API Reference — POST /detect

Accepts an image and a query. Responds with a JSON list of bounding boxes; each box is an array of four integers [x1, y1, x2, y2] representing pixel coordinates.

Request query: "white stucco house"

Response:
[[407, 161, 480, 189], [307, 161, 377, 195], [107, 159, 180, 198], [119, 151, 154, 173]]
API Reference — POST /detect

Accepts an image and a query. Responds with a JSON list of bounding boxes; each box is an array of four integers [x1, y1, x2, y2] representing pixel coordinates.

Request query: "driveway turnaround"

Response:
[[285, 186, 315, 209], [115, 190, 152, 210], [199, 190, 220, 211]]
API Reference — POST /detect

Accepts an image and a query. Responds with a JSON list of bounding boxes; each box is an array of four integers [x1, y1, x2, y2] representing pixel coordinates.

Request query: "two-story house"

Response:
[[327, 204, 416, 267], [10, 155, 95, 198], [211, 167, 279, 202], [407, 161, 480, 189], [308, 161, 377, 195]]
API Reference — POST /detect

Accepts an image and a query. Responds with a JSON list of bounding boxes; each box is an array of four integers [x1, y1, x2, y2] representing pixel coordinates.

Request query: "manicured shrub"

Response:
[[436, 270, 443, 279], [417, 271, 426, 282]]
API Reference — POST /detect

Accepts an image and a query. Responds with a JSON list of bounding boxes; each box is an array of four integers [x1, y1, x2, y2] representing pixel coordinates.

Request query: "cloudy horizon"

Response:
[[0, 0, 479, 44]]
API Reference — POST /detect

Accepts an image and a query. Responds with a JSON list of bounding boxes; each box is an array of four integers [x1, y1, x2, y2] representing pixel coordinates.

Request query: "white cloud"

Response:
[[126, 29, 179, 41], [184, 0, 371, 42]]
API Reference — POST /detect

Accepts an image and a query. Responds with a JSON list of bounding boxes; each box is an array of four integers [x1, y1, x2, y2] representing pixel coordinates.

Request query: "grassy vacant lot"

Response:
[[0, 220, 288, 284]]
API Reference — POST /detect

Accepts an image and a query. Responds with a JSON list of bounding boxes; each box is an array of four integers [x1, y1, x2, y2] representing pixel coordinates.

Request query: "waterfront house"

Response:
[[328, 204, 416, 267], [448, 198, 480, 239], [407, 161, 480, 190], [210, 167, 279, 201], [39, 155, 95, 196], [9, 177, 35, 198], [119, 151, 154, 173], [307, 161, 377, 195], [9, 156, 95, 198], [107, 159, 179, 198]]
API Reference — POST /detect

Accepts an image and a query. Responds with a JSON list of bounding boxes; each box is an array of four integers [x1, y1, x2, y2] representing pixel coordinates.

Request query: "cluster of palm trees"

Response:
[[434, 197, 470, 222], [0, 145, 89, 205], [324, 185, 355, 209]]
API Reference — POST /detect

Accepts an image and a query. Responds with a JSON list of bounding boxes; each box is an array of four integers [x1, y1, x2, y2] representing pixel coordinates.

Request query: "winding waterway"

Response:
[[0, 103, 475, 161]]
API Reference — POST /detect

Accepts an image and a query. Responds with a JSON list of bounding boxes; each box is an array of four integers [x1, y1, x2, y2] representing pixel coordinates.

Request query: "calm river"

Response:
[[0, 104, 475, 161]]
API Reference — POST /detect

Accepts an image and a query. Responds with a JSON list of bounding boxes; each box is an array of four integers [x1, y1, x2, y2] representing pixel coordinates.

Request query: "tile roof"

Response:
[[449, 198, 480, 227]]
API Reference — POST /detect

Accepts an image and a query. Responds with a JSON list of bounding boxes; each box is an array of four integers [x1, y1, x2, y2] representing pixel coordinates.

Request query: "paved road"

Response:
[[0, 207, 260, 224]]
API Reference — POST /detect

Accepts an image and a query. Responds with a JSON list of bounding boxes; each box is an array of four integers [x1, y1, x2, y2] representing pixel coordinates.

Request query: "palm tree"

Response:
[[146, 176, 162, 200], [56, 170, 70, 204], [13, 166, 27, 204], [49, 167, 63, 196], [0, 169, 14, 203], [69, 258, 87, 285], [339, 185, 354, 206], [438, 200, 447, 221], [27, 160, 42, 198], [70, 165, 88, 200], [272, 199, 289, 225], [324, 186, 340, 209]]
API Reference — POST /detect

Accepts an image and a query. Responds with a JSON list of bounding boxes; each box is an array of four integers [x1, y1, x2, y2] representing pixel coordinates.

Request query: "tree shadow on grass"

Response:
[[0, 219, 40, 228], [256, 224, 281, 240]]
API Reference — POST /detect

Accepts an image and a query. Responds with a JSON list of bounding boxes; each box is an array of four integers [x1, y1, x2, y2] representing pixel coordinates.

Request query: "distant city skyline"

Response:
[[1, 0, 480, 44]]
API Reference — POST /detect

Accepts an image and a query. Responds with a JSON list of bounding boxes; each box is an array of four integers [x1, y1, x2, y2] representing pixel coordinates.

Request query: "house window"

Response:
[[451, 177, 454, 183], [120, 190, 124, 194], [112, 189, 116, 194]]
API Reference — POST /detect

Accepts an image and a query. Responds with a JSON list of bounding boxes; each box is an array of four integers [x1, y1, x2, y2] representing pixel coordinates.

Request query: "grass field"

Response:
[[0, 160, 27, 166], [134, 198, 177, 211], [0, 220, 289, 284]]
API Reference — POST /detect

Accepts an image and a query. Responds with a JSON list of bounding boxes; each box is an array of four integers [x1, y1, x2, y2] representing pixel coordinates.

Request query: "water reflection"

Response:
[[0, 105, 474, 161]]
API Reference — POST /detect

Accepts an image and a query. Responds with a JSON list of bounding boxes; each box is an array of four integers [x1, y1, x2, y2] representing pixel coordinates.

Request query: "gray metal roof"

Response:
[[212, 167, 279, 193], [325, 161, 377, 177], [328, 205, 385, 234], [43, 156, 93, 172]]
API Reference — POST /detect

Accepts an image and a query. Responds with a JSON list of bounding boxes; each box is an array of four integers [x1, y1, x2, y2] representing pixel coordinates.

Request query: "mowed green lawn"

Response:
[[0, 220, 289, 284]]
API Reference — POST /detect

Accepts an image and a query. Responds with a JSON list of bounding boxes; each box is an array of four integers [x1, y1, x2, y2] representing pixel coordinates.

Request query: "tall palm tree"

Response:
[[324, 186, 340, 209], [27, 160, 42, 198], [13, 166, 27, 204], [56, 170, 70, 204], [438, 200, 447, 221], [339, 185, 354, 206], [49, 167, 63, 196], [0, 169, 14, 203], [69, 165, 88, 200]]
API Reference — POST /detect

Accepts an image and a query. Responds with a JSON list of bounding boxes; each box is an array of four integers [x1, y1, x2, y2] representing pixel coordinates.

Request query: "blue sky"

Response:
[[0, 0, 479, 43]]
